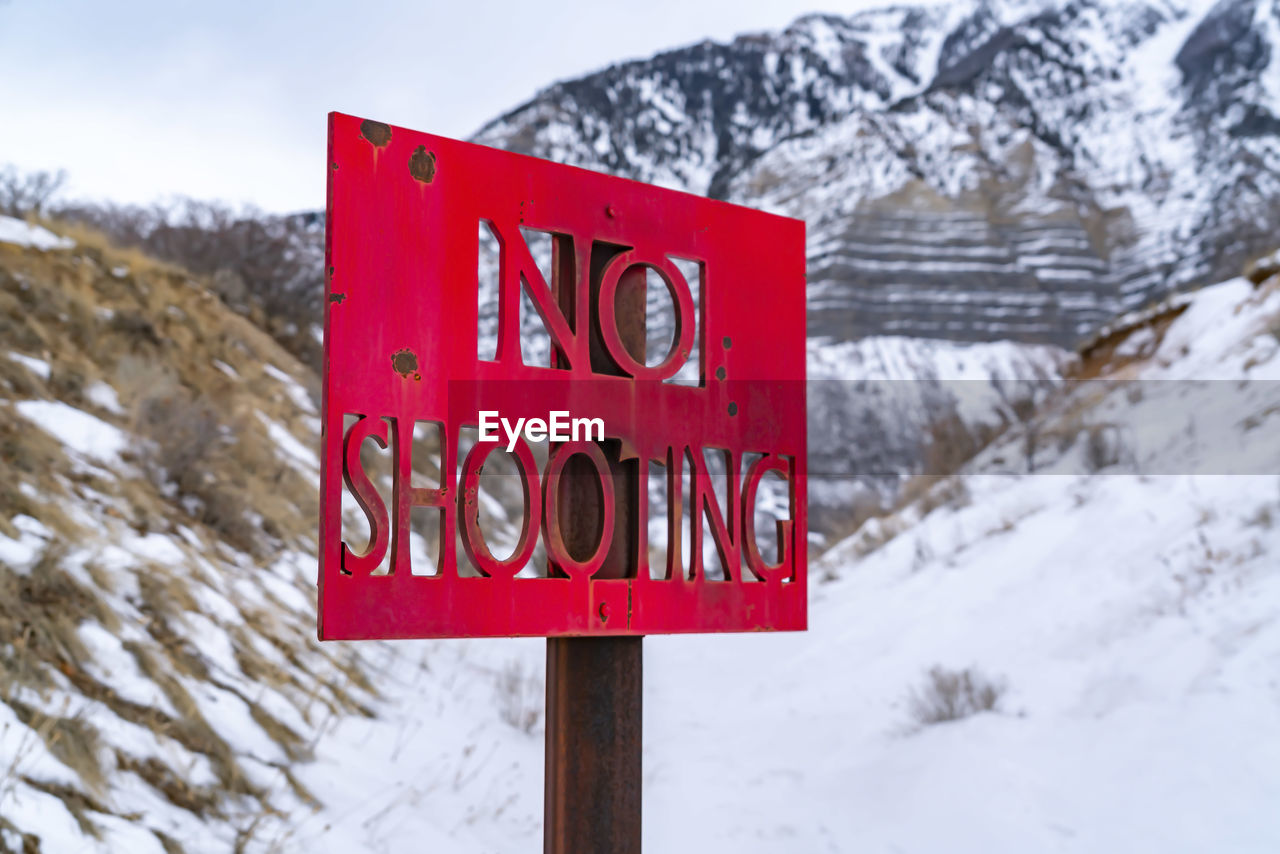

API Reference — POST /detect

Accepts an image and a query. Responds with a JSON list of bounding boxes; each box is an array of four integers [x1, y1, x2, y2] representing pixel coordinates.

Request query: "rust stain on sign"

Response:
[[360, 119, 392, 148], [390, 348, 420, 380], [408, 146, 437, 183]]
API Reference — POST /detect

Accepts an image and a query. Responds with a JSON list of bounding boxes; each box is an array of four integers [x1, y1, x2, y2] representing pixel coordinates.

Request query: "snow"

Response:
[[84, 380, 125, 415], [292, 470, 1280, 852], [263, 363, 317, 415], [284, 273, 1280, 852], [13, 399, 128, 464], [0, 514, 52, 573], [1, 274, 1276, 852], [256, 411, 319, 472], [777, 468, 1280, 853], [6, 351, 51, 380], [0, 215, 73, 251], [77, 622, 177, 713]]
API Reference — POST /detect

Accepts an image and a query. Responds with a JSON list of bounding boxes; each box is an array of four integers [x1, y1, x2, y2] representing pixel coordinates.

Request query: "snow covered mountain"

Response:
[[476, 0, 1280, 346]]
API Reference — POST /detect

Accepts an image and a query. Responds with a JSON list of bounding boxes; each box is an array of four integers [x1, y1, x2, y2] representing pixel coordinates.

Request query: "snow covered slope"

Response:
[[0, 226, 382, 850], [285, 274, 1280, 852], [299, 274, 1280, 854]]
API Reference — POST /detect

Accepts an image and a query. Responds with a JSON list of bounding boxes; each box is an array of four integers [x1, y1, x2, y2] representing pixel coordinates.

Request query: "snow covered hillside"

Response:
[[297, 267, 1280, 853], [0, 219, 382, 850]]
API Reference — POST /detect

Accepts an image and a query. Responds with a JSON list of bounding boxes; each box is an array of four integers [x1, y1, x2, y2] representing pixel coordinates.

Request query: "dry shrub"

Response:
[[133, 389, 223, 495], [107, 311, 162, 351], [848, 514, 907, 559], [908, 666, 1004, 726], [0, 547, 117, 693], [1044, 417, 1127, 472], [1245, 504, 1274, 529], [495, 659, 542, 734], [921, 410, 987, 477], [47, 365, 86, 404], [1008, 394, 1043, 472], [0, 349, 42, 400], [196, 483, 261, 556], [824, 490, 889, 550], [1084, 423, 1124, 471], [135, 574, 208, 681], [897, 474, 971, 517], [0, 404, 68, 480], [129, 386, 261, 553], [19, 776, 109, 839], [115, 752, 221, 819], [7, 700, 105, 796], [0, 815, 41, 853], [1244, 248, 1280, 286], [247, 700, 310, 763]]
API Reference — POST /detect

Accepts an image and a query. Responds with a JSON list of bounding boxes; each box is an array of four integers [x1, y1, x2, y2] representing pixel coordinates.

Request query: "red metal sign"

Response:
[[319, 112, 806, 639]]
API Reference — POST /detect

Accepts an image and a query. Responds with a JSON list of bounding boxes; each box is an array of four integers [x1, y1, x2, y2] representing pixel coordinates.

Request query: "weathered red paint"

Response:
[[320, 112, 806, 639]]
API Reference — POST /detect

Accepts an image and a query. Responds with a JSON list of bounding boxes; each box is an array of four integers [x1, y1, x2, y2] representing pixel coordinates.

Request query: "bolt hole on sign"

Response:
[[319, 113, 807, 639]]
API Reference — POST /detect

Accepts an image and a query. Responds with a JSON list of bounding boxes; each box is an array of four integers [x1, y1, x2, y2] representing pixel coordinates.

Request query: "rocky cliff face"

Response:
[[475, 0, 1280, 346]]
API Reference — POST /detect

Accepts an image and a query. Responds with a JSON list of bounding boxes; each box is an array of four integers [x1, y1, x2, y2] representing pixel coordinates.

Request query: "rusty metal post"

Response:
[[544, 637, 642, 853], [544, 244, 645, 854]]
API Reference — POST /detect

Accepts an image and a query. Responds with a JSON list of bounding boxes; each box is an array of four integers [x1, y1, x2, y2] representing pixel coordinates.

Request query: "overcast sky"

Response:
[[0, 0, 883, 213]]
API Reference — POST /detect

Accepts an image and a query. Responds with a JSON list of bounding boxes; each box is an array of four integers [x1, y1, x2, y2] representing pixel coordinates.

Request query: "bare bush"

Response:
[[920, 409, 983, 477], [1045, 419, 1127, 472], [0, 165, 66, 217], [55, 198, 324, 367], [825, 489, 889, 549], [1008, 395, 1042, 473], [897, 471, 971, 514], [848, 514, 907, 559], [1245, 504, 1274, 529], [1244, 249, 1280, 286], [198, 483, 262, 556], [495, 660, 542, 734], [908, 666, 1004, 726], [1084, 424, 1124, 471], [133, 390, 224, 496], [130, 390, 263, 553], [923, 475, 971, 516]]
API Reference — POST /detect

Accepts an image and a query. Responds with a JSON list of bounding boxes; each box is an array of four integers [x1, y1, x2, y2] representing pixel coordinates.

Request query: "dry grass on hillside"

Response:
[[0, 227, 378, 849]]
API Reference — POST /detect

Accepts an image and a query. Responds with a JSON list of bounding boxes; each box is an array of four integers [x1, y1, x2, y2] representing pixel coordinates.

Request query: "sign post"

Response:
[[545, 261, 645, 854], [320, 112, 807, 851]]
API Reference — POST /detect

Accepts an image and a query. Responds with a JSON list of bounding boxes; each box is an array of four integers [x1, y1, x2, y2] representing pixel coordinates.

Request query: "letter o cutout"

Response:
[[597, 253, 696, 381], [742, 454, 794, 582], [458, 438, 542, 578], [542, 441, 615, 578]]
